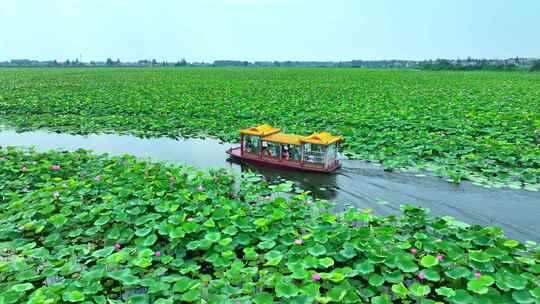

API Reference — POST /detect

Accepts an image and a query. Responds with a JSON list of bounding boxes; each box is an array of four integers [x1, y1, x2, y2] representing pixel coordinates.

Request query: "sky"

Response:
[[1, 0, 539, 62]]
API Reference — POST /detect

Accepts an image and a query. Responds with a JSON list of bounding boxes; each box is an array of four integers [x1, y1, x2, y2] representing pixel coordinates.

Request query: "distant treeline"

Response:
[[2, 57, 540, 71], [422, 60, 516, 71], [421, 59, 540, 72], [530, 60, 540, 71]]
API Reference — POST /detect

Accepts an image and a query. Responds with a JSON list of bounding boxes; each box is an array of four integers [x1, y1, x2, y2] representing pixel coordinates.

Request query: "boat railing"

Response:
[[304, 150, 325, 164]]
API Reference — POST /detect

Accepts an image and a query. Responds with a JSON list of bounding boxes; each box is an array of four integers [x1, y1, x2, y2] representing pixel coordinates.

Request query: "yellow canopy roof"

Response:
[[302, 132, 342, 145], [240, 124, 281, 136], [262, 133, 305, 145]]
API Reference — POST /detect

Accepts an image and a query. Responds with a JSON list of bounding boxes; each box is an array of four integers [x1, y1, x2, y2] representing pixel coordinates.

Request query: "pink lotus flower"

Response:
[[155, 251, 161, 257], [94, 175, 101, 181], [418, 272, 425, 280], [436, 255, 444, 261], [187, 217, 194, 222], [197, 185, 204, 192], [474, 272, 481, 279], [0, 156, 6, 161], [50, 165, 61, 170], [294, 239, 303, 245], [311, 273, 321, 281], [52, 191, 60, 199], [20, 166, 28, 172], [410, 248, 417, 254], [114, 243, 122, 251]]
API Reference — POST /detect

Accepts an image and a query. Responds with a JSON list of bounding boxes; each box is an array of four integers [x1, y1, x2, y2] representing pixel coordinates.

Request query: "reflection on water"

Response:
[[236, 161, 339, 199], [1, 129, 539, 242]]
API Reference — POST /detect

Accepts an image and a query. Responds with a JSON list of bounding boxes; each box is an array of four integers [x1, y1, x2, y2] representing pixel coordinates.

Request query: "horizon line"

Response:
[[3, 56, 538, 63]]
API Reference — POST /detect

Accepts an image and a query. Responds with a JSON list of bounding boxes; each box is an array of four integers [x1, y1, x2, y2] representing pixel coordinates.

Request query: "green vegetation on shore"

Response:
[[1, 147, 540, 303], [0, 68, 539, 189]]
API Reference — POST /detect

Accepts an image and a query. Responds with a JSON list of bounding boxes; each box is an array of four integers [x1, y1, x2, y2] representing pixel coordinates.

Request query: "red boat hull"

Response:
[[226, 147, 340, 173]]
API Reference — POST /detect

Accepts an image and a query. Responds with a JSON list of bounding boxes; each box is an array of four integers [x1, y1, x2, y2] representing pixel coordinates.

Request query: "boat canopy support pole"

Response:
[[300, 144, 304, 166], [323, 145, 328, 168], [258, 138, 263, 159], [335, 142, 339, 166], [240, 134, 244, 156]]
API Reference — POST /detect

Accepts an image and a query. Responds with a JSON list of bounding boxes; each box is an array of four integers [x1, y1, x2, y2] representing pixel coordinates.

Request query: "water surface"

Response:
[[1, 130, 539, 241]]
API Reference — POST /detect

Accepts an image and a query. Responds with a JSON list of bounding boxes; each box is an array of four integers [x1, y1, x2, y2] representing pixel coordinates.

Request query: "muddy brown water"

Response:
[[1, 130, 539, 242]]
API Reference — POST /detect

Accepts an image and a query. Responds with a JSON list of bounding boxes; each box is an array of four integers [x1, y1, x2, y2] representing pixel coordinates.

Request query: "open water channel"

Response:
[[1, 129, 539, 242]]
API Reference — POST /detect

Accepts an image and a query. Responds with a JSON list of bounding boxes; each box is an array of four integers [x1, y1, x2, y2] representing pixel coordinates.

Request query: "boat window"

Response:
[[244, 135, 260, 154], [262, 141, 280, 159], [280, 144, 299, 161], [303, 144, 325, 163], [288, 145, 301, 161], [327, 143, 337, 162]]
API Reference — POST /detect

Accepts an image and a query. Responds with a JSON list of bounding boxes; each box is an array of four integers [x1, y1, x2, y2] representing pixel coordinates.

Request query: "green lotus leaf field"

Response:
[[0, 68, 538, 189], [1, 147, 540, 303]]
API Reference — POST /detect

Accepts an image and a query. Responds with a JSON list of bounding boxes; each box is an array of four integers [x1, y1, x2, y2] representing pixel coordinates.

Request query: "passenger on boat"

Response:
[[282, 146, 290, 160], [262, 141, 272, 157]]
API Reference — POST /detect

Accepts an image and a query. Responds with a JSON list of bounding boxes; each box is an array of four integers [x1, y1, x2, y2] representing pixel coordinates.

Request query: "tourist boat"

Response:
[[226, 124, 342, 173]]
